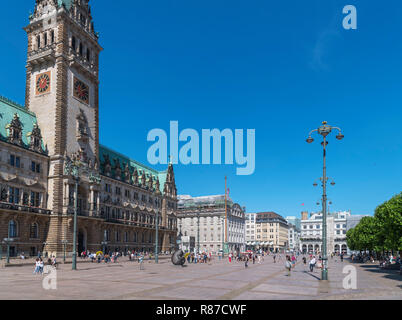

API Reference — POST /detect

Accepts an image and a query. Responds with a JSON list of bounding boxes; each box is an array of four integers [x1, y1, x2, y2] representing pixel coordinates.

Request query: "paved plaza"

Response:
[[0, 256, 401, 300]]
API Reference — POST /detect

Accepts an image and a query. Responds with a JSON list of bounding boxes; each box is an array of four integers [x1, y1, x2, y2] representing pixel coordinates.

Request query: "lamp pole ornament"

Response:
[[306, 121, 344, 281], [64, 156, 101, 271]]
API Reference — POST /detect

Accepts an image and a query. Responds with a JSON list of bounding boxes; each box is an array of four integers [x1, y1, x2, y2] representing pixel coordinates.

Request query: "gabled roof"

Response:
[[177, 194, 234, 208], [256, 211, 287, 222], [0, 95, 45, 151], [99, 144, 167, 193]]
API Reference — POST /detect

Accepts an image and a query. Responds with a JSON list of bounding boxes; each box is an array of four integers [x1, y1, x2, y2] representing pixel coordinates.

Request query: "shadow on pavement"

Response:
[[303, 270, 321, 280], [359, 264, 402, 282]]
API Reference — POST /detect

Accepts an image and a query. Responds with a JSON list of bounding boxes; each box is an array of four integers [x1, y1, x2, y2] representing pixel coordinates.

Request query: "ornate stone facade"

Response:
[[300, 211, 350, 255], [0, 0, 178, 258], [177, 195, 245, 253]]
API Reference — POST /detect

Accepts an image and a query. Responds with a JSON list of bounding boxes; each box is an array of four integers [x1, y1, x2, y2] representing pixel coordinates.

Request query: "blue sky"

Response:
[[1, 0, 401, 218]]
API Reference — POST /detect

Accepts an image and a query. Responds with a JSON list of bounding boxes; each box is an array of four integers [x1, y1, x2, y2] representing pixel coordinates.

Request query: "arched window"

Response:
[[50, 30, 55, 44], [133, 232, 137, 242], [37, 35, 41, 49], [30, 223, 38, 239], [8, 220, 18, 238], [72, 36, 76, 51], [124, 232, 128, 243], [44, 32, 47, 46], [104, 229, 110, 241]]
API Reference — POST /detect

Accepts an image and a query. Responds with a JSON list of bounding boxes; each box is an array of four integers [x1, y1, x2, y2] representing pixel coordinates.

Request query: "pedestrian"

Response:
[[309, 256, 316, 272], [245, 257, 249, 268], [291, 255, 296, 268], [340, 253, 344, 262], [303, 256, 307, 265], [33, 258, 41, 275], [39, 258, 44, 275], [285, 256, 292, 276], [139, 254, 144, 270], [273, 254, 276, 263]]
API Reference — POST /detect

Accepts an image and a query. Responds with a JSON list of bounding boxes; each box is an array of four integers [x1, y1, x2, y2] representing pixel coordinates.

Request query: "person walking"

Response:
[[309, 256, 316, 272], [273, 254, 276, 263], [303, 256, 307, 265], [33, 258, 41, 275], [291, 254, 296, 269], [245, 257, 249, 268], [139, 254, 144, 270], [340, 253, 344, 262], [285, 256, 292, 276]]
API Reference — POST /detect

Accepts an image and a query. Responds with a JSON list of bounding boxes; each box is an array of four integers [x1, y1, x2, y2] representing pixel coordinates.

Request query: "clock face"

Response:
[[73, 77, 89, 104], [35, 72, 51, 95]]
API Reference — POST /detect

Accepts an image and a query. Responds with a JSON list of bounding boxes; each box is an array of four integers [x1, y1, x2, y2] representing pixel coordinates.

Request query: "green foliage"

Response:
[[374, 192, 402, 251], [347, 192, 402, 252]]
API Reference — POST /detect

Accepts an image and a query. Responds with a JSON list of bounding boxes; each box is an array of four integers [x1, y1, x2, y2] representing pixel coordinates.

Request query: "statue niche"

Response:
[[76, 109, 89, 144]]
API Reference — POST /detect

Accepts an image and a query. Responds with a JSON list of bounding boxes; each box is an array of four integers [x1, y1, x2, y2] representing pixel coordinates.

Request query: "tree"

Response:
[[374, 192, 402, 253], [346, 228, 357, 251]]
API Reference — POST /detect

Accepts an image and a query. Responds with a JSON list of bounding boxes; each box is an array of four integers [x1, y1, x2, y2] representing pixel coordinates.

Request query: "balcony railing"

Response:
[[0, 201, 51, 215]]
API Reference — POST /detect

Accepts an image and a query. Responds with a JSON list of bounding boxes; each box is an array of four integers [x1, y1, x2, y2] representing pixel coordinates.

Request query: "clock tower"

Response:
[[24, 0, 102, 253]]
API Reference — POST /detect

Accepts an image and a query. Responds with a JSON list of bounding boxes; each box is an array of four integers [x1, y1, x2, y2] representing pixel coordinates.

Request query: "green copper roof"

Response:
[[99, 144, 167, 193], [0, 95, 44, 149], [58, 0, 73, 10]]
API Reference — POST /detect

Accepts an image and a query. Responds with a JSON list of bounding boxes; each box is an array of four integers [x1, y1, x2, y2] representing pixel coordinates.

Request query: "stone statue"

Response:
[[171, 250, 185, 266]]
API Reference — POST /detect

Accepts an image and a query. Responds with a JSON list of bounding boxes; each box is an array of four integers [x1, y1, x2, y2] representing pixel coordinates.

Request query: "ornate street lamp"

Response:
[[3, 238, 14, 264], [177, 227, 183, 251], [306, 121, 344, 281], [61, 240, 68, 264], [155, 209, 159, 264], [64, 155, 101, 270], [101, 240, 108, 255], [197, 206, 201, 254]]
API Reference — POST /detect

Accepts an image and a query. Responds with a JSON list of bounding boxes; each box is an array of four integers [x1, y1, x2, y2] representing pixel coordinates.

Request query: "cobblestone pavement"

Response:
[[0, 256, 400, 300]]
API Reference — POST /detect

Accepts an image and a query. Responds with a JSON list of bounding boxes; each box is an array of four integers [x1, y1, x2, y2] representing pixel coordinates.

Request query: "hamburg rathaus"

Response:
[[0, 0, 178, 258]]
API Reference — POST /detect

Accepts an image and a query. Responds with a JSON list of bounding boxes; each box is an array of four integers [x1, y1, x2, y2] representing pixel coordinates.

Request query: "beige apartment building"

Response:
[[255, 212, 289, 252]]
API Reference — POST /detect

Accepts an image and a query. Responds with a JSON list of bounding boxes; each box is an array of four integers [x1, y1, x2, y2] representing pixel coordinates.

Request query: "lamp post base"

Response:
[[223, 243, 229, 254], [321, 269, 328, 281]]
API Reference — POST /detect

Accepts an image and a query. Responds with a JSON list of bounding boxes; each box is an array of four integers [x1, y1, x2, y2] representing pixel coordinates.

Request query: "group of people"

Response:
[[33, 256, 57, 274], [186, 252, 212, 264]]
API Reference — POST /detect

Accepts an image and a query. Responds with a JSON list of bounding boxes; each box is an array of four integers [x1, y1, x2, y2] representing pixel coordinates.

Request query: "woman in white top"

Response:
[[33, 259, 41, 275]]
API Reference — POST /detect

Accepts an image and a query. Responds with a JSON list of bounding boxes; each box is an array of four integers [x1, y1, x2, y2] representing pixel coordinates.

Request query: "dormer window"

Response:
[[29, 123, 43, 153], [6, 113, 23, 145]]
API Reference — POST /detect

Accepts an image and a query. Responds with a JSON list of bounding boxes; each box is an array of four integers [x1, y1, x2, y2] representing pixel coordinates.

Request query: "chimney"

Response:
[[301, 211, 308, 220]]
